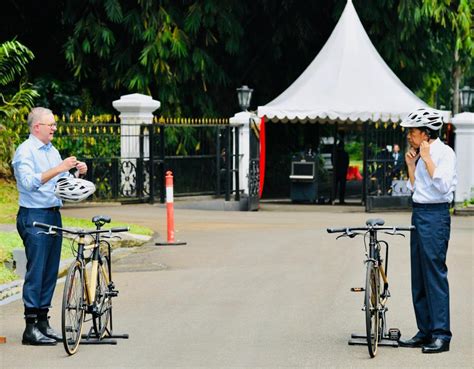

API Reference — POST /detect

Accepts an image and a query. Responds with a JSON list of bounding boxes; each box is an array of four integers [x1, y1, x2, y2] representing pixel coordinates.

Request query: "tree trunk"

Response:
[[452, 48, 461, 115]]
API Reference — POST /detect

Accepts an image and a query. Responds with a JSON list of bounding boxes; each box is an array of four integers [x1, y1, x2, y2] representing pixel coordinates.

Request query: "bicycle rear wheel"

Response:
[[62, 261, 85, 355], [365, 261, 380, 358], [92, 255, 112, 338]]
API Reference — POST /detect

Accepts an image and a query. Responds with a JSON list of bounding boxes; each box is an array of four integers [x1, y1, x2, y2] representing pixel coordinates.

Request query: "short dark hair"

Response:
[[420, 127, 439, 139]]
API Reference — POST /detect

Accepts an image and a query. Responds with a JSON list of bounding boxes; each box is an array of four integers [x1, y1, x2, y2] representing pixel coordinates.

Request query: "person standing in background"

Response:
[[391, 143, 403, 179]]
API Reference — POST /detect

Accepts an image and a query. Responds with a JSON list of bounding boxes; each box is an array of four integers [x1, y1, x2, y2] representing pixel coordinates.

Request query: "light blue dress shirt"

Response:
[[12, 134, 68, 208]]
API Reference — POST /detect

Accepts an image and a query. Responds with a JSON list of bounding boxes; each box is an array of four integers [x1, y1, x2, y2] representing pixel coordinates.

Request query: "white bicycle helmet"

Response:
[[55, 177, 96, 202], [400, 107, 444, 130]]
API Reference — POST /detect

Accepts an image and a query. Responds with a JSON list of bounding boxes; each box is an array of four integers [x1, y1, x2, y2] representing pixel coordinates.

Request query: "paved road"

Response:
[[1, 203, 472, 368]]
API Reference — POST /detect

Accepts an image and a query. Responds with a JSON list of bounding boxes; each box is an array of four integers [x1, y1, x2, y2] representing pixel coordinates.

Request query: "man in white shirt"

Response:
[[397, 108, 456, 354]]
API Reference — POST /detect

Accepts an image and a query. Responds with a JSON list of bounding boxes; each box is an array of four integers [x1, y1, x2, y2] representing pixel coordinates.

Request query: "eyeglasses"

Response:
[[38, 123, 58, 128]]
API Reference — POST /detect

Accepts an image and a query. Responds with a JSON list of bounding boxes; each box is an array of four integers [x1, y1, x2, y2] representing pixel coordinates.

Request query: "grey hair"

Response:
[[27, 107, 53, 130]]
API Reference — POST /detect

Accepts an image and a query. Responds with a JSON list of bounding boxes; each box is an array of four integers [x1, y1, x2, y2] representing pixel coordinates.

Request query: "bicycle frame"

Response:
[[33, 219, 129, 355], [75, 235, 110, 309], [327, 219, 414, 358], [366, 230, 389, 304]]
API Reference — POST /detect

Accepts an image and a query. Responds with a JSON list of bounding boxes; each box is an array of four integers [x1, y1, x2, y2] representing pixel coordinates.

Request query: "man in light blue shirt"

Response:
[[397, 108, 456, 354], [12, 107, 87, 346]]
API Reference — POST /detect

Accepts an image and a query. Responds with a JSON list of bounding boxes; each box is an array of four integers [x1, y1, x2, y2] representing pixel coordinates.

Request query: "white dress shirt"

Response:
[[407, 138, 457, 203]]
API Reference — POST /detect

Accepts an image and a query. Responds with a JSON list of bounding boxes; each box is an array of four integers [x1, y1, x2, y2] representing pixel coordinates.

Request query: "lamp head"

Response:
[[236, 85, 253, 111]]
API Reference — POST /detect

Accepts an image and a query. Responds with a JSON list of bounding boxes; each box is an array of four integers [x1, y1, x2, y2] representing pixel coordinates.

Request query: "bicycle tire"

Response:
[[62, 261, 85, 355], [365, 261, 380, 358], [92, 255, 112, 338]]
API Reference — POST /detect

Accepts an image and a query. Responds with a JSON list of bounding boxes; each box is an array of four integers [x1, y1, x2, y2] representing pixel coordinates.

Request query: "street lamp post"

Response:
[[459, 85, 474, 112], [236, 85, 254, 111]]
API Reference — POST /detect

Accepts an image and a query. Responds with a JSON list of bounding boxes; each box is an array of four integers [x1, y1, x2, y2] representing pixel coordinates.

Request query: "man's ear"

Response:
[[421, 130, 430, 141]]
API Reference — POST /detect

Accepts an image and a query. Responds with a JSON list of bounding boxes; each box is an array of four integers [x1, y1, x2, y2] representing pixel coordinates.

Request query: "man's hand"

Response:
[[41, 156, 78, 184], [419, 141, 431, 162], [419, 141, 436, 178], [61, 156, 78, 172], [76, 161, 87, 176], [405, 147, 419, 168]]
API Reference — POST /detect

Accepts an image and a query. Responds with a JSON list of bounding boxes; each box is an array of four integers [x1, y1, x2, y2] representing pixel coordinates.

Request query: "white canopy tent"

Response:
[[257, 0, 449, 124]]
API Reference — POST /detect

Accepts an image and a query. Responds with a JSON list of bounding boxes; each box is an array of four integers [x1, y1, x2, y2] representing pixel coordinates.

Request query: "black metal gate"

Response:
[[363, 121, 411, 211], [248, 117, 260, 211], [136, 120, 242, 204]]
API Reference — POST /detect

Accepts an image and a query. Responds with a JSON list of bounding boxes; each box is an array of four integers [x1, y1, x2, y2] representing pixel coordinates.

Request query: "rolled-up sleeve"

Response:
[[12, 148, 42, 191], [432, 150, 456, 195]]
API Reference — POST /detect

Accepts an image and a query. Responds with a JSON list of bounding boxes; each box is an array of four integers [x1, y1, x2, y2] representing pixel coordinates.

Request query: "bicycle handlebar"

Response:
[[327, 225, 415, 234], [33, 221, 130, 235]]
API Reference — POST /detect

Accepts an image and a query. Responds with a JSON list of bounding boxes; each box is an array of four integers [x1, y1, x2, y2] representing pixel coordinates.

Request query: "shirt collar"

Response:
[[29, 134, 53, 151], [430, 138, 442, 150]]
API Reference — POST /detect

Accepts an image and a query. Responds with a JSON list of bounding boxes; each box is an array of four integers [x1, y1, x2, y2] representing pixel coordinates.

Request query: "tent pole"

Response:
[[332, 123, 338, 204], [363, 121, 368, 209]]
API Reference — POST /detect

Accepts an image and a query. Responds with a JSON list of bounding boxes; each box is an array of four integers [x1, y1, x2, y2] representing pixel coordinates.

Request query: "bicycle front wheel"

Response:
[[62, 261, 85, 355], [365, 260, 380, 358], [92, 255, 112, 339]]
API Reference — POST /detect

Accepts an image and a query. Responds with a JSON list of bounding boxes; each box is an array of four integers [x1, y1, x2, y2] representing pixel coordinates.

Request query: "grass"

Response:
[[62, 217, 153, 236], [0, 232, 22, 283], [0, 178, 153, 284], [0, 179, 18, 224]]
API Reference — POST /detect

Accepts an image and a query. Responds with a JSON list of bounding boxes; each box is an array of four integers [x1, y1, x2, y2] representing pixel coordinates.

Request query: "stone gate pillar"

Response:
[[112, 93, 160, 197], [452, 112, 474, 204], [229, 111, 252, 196], [229, 111, 261, 211]]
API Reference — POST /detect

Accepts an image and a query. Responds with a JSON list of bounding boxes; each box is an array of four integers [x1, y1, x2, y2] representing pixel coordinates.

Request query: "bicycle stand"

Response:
[[348, 333, 399, 347], [80, 326, 129, 345]]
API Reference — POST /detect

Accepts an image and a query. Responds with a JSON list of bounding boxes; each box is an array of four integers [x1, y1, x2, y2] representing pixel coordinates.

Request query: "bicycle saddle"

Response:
[[366, 218, 385, 226], [92, 215, 111, 224]]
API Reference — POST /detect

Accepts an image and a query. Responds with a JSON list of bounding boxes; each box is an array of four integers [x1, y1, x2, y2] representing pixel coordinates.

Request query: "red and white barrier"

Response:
[[156, 171, 186, 246], [165, 171, 176, 242]]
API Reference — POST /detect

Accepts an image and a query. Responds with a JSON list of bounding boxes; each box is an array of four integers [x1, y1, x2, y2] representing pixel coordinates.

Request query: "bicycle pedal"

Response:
[[388, 328, 401, 340], [351, 287, 365, 292], [107, 290, 119, 297]]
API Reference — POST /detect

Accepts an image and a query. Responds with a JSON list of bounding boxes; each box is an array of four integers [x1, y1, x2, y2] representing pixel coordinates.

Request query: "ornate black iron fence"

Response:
[[137, 119, 241, 203], [12, 117, 240, 203], [363, 121, 410, 211]]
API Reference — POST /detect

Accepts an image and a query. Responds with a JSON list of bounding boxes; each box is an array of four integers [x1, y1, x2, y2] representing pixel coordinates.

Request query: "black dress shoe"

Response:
[[422, 338, 450, 353], [22, 324, 57, 346], [36, 320, 63, 342], [398, 336, 431, 348]]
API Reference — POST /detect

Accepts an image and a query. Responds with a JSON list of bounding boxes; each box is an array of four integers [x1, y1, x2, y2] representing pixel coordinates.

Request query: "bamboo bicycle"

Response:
[[34, 216, 129, 355], [327, 218, 414, 358]]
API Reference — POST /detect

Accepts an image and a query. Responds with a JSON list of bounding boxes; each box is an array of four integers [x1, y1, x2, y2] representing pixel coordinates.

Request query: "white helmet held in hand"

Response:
[[55, 177, 96, 202], [400, 107, 444, 130]]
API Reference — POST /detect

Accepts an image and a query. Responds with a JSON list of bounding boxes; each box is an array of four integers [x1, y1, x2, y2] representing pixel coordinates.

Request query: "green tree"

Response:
[[0, 40, 38, 178], [0, 40, 38, 117], [398, 0, 473, 112], [63, 0, 243, 116]]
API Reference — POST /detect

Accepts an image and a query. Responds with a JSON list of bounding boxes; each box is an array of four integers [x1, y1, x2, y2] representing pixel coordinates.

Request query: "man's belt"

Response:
[[20, 206, 61, 212]]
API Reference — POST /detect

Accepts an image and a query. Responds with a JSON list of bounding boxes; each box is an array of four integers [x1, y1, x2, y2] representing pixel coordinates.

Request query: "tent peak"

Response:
[[258, 1, 428, 124]]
